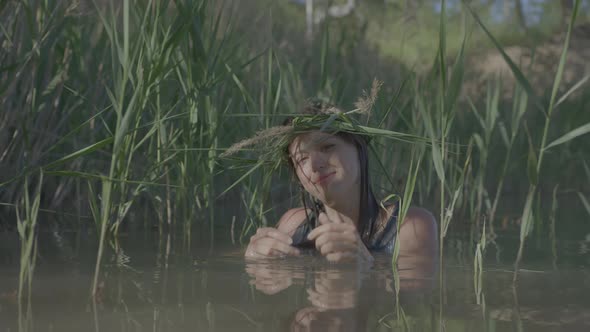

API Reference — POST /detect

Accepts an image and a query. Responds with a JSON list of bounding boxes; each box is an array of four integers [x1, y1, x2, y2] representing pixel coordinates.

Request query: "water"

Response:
[[1, 228, 590, 331]]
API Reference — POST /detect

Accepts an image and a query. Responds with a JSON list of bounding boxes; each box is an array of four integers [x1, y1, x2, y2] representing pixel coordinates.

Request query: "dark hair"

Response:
[[282, 102, 381, 249]]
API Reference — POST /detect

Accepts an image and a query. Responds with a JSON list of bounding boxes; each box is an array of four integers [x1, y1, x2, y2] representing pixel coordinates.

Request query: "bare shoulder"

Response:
[[276, 207, 309, 236], [398, 207, 438, 255], [402, 207, 437, 230]]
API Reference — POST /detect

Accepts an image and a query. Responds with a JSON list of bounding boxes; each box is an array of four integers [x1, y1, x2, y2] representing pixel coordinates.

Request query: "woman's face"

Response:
[[288, 131, 360, 205]]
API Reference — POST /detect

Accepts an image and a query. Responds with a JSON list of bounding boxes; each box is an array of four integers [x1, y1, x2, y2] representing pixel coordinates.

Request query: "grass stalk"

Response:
[[473, 217, 486, 306], [489, 82, 529, 224], [550, 185, 559, 270], [92, 0, 148, 297], [469, 78, 500, 218], [16, 171, 43, 332], [514, 0, 580, 283], [392, 144, 425, 266], [463, 0, 581, 283]]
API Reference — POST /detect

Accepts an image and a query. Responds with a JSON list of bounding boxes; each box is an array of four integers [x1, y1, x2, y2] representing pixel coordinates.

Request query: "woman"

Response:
[[243, 102, 438, 263]]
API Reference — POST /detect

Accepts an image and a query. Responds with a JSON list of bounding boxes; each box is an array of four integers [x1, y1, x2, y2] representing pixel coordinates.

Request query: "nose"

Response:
[[309, 151, 326, 172]]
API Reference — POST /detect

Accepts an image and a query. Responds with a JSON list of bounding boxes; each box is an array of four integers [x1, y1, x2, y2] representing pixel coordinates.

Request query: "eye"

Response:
[[321, 144, 335, 152], [295, 156, 308, 165]]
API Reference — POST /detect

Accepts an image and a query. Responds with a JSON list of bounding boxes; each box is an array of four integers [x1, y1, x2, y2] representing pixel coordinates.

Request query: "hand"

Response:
[[307, 213, 373, 263], [245, 227, 300, 258]]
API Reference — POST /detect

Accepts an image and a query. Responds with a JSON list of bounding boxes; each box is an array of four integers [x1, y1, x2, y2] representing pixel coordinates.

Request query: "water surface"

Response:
[[2, 228, 590, 331]]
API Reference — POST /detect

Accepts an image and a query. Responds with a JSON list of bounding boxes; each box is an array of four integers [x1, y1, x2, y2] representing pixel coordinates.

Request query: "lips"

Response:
[[313, 172, 335, 185]]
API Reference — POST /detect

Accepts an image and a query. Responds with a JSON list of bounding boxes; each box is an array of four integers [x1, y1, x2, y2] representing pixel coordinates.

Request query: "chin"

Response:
[[318, 191, 345, 207], [308, 183, 346, 205]]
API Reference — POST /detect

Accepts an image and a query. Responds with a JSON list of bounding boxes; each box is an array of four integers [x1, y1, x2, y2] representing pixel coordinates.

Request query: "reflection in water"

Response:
[[245, 260, 305, 295], [245, 252, 437, 331], [290, 269, 361, 332], [4, 231, 590, 331]]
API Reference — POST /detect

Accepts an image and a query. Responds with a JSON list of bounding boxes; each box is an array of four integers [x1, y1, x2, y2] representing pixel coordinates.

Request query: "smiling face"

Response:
[[288, 131, 361, 206]]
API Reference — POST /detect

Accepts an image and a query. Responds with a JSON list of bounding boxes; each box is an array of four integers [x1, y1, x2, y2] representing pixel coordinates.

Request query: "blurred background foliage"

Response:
[[1, 0, 589, 244]]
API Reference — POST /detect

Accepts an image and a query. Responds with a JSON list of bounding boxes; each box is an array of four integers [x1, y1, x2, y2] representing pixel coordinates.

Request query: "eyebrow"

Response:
[[289, 136, 336, 156]]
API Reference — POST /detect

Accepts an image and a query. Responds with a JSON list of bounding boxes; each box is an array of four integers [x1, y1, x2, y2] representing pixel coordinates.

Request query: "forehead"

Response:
[[288, 131, 343, 154]]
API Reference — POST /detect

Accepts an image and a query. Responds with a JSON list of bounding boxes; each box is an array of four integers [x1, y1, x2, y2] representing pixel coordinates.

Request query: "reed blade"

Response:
[[544, 122, 590, 151], [462, 0, 545, 113]]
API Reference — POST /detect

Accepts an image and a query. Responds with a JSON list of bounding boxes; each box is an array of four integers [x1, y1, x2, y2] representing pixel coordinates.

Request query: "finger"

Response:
[[255, 228, 293, 245], [315, 232, 357, 249], [319, 242, 358, 256], [320, 211, 352, 224], [265, 230, 294, 245], [249, 228, 271, 243], [308, 223, 353, 240], [317, 212, 346, 225], [318, 212, 331, 225], [307, 224, 329, 240], [314, 230, 357, 250], [254, 238, 299, 257], [249, 230, 298, 258], [269, 247, 301, 257], [331, 213, 346, 224]]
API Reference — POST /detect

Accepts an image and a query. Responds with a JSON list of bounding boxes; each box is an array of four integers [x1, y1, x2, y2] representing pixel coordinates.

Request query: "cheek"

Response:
[[346, 162, 360, 183], [339, 151, 360, 179], [295, 165, 310, 183]]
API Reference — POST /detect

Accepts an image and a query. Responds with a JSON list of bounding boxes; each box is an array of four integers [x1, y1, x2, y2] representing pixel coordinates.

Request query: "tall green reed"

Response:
[[469, 78, 499, 219], [550, 185, 559, 270], [514, 0, 583, 282], [473, 217, 486, 308], [16, 171, 42, 332], [427, 0, 470, 254], [173, 0, 241, 247], [417, 0, 471, 327], [91, 0, 140, 297], [464, 0, 584, 282], [488, 81, 529, 226], [87, 0, 206, 296], [81, 0, 262, 296], [578, 160, 590, 218], [0, 0, 103, 208]]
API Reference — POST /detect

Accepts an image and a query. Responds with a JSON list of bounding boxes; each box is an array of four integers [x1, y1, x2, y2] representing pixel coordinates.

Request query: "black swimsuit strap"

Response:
[[290, 204, 399, 250], [290, 211, 317, 248]]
